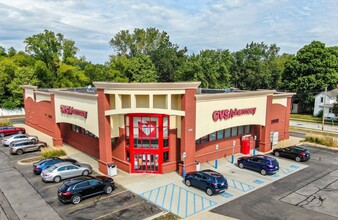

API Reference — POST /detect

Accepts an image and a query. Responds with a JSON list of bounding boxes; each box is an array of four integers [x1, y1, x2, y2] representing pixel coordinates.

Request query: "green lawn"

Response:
[[290, 113, 321, 122]]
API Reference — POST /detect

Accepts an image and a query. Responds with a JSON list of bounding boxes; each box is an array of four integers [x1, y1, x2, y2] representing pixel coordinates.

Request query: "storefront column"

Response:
[[283, 97, 292, 140], [179, 89, 197, 176], [97, 89, 112, 175], [51, 94, 62, 146], [259, 95, 273, 152]]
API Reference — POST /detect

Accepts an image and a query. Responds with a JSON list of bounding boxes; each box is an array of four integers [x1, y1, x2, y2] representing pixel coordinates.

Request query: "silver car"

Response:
[[41, 162, 92, 183], [9, 140, 47, 155], [2, 134, 38, 146]]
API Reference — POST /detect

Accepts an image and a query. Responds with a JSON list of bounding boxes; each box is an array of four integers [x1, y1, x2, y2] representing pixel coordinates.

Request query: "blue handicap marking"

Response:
[[290, 165, 300, 169], [280, 167, 293, 174], [270, 173, 279, 178], [140, 183, 217, 219], [253, 179, 264, 184], [227, 178, 255, 192], [220, 191, 233, 198]]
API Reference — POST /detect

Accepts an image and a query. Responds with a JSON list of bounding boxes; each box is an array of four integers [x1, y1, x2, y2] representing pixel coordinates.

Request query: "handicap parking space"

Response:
[[140, 183, 217, 219]]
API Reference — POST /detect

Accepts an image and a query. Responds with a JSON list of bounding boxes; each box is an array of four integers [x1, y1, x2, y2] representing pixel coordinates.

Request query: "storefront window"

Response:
[[245, 125, 250, 134], [201, 135, 208, 143], [225, 128, 231, 138], [217, 130, 224, 139], [239, 126, 244, 135], [232, 127, 238, 136], [210, 132, 216, 141], [163, 151, 169, 162]]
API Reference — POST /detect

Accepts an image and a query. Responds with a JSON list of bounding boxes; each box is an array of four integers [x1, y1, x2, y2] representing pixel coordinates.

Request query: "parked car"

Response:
[[58, 175, 115, 204], [9, 140, 47, 155], [33, 157, 79, 175], [2, 134, 38, 146], [273, 146, 311, 162], [184, 169, 228, 196], [41, 162, 93, 183], [237, 155, 279, 175], [0, 126, 25, 137]]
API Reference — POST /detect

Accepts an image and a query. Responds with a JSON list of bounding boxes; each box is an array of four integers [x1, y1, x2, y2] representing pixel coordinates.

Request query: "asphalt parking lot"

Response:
[[0, 140, 162, 220], [211, 144, 338, 220]]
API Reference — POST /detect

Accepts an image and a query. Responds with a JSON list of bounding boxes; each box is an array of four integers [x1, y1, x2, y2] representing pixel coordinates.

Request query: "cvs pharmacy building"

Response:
[[22, 82, 293, 175]]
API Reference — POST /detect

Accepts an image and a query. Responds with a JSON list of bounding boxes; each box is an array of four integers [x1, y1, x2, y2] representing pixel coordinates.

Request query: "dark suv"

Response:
[[58, 176, 115, 204], [237, 155, 279, 175], [273, 146, 310, 162], [184, 169, 228, 196]]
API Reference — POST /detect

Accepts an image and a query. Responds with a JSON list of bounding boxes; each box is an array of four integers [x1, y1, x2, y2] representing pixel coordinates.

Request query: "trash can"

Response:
[[241, 139, 250, 154], [107, 163, 117, 176], [196, 161, 200, 171]]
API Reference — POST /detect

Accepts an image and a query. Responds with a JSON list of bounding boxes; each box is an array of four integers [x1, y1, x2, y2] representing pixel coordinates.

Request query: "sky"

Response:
[[1, 0, 338, 64]]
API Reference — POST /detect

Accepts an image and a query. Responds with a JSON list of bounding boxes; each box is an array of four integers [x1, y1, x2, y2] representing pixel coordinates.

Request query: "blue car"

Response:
[[33, 157, 78, 174], [237, 155, 279, 175], [184, 169, 228, 196]]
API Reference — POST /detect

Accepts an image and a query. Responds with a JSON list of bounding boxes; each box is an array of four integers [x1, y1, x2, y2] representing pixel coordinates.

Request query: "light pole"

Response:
[[215, 144, 219, 169], [322, 87, 327, 131], [231, 140, 236, 164], [182, 152, 186, 178], [253, 135, 257, 155]]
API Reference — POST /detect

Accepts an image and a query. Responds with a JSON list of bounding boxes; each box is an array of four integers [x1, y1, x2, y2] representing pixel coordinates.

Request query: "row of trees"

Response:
[[1, 28, 338, 110]]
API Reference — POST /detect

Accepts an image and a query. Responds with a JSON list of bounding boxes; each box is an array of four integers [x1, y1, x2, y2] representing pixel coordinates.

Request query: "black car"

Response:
[[273, 146, 310, 162], [33, 157, 78, 174], [58, 176, 115, 204], [184, 169, 228, 196]]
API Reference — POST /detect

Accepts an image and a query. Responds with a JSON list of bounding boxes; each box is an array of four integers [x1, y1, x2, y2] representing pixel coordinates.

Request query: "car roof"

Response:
[[200, 169, 223, 177], [63, 176, 105, 186], [54, 162, 74, 167], [289, 146, 305, 151]]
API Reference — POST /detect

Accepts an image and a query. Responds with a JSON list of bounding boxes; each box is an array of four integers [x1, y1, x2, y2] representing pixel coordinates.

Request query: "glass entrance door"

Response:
[[134, 153, 159, 173]]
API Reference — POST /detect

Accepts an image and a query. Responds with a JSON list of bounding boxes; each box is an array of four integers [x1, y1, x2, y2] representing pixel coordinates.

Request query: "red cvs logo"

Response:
[[212, 107, 256, 121]]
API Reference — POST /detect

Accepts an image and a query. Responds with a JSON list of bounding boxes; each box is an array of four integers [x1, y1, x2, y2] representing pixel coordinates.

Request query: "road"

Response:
[[211, 144, 338, 220], [290, 120, 338, 133]]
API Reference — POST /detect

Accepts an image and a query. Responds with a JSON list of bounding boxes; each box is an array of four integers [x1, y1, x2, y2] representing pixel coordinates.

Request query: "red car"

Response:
[[0, 126, 26, 137]]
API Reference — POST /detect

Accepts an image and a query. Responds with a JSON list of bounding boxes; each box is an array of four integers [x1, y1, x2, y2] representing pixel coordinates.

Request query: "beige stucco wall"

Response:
[[25, 88, 35, 100], [272, 96, 287, 107], [196, 95, 267, 139], [54, 94, 99, 137], [35, 93, 51, 102]]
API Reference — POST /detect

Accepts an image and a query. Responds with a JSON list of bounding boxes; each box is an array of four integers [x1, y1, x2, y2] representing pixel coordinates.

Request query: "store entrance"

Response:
[[134, 153, 159, 173]]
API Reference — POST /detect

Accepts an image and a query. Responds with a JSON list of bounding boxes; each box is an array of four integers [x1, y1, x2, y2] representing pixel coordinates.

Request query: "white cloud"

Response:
[[1, 0, 338, 63]]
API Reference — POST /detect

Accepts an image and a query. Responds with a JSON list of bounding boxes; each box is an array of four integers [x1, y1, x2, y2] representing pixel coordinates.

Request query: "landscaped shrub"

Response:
[[0, 118, 11, 126], [41, 146, 67, 158], [304, 135, 338, 148]]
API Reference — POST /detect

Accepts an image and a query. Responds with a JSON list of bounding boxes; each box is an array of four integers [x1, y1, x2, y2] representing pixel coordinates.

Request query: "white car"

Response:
[[2, 134, 38, 146]]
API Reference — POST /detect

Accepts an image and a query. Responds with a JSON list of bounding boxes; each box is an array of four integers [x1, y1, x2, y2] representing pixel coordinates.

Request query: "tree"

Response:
[[176, 49, 233, 89], [282, 41, 338, 111], [24, 30, 79, 87], [127, 53, 158, 82], [231, 42, 281, 90], [109, 27, 186, 82]]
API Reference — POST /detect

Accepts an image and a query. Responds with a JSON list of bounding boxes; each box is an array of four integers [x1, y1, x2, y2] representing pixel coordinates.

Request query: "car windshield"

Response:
[[215, 176, 226, 183], [270, 160, 278, 166], [46, 165, 57, 172], [59, 184, 69, 191]]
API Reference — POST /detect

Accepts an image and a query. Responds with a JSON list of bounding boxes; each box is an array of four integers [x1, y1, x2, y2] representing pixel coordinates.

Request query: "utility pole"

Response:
[[322, 87, 327, 131]]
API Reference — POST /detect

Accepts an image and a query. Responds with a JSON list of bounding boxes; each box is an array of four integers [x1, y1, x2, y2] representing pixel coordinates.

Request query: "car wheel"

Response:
[[238, 163, 244, 169], [260, 169, 267, 176], [206, 187, 213, 196], [185, 179, 191, 187], [295, 156, 301, 162], [82, 170, 89, 176], [104, 185, 113, 194], [53, 176, 61, 183], [38, 146, 44, 151], [0, 133, 4, 137], [274, 152, 280, 157], [18, 131, 23, 134], [16, 149, 23, 155], [32, 139, 37, 143], [71, 194, 82, 205]]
